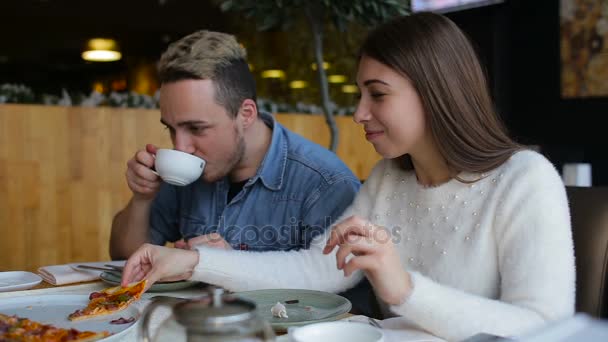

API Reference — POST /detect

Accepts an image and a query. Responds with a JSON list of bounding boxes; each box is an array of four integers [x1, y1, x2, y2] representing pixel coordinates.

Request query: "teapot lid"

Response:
[[174, 288, 257, 328]]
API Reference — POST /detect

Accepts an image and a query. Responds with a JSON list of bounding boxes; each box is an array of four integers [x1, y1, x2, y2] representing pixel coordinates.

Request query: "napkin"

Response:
[[37, 260, 125, 286], [343, 315, 445, 342]]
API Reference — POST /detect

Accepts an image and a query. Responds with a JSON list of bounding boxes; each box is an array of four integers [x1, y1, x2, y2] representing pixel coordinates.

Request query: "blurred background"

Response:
[[1, 0, 607, 184]]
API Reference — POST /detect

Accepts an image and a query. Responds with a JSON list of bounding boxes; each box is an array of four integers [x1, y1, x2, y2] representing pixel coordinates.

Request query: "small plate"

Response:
[[235, 289, 352, 331], [99, 271, 200, 292], [0, 271, 42, 292]]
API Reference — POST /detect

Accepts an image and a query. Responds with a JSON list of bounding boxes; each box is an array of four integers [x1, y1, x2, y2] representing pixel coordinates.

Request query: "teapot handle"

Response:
[[140, 297, 186, 342]]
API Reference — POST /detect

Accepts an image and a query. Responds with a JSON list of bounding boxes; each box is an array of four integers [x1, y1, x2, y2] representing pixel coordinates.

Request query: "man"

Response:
[[109, 30, 360, 260]]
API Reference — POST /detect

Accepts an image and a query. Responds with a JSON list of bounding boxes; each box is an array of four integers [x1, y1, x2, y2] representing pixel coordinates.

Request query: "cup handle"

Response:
[[140, 300, 166, 342], [150, 154, 160, 177]]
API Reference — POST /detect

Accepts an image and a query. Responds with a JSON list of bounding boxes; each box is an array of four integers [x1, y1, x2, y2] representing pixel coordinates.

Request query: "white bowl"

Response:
[[290, 321, 383, 342], [154, 149, 205, 186]]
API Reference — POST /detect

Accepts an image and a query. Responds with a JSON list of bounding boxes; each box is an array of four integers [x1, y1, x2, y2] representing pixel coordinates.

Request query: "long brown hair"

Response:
[[360, 12, 522, 175]]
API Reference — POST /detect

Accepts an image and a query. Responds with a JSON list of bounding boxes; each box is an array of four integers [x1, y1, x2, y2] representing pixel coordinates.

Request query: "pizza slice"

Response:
[[0, 313, 110, 341], [68, 279, 147, 321]]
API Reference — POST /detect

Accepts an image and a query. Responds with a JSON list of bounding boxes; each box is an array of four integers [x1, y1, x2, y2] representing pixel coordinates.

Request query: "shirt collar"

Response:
[[249, 112, 287, 191]]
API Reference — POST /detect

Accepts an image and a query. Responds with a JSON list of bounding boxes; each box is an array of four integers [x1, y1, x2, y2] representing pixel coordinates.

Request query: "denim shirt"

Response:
[[149, 112, 360, 251]]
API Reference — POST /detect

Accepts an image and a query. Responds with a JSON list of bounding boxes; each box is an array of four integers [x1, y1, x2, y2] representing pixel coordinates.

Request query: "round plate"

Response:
[[100, 271, 200, 292], [0, 271, 42, 292], [235, 289, 351, 331], [0, 294, 139, 341]]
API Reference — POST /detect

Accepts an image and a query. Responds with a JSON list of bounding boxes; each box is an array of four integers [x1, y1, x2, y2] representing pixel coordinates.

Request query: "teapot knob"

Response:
[[212, 287, 224, 308]]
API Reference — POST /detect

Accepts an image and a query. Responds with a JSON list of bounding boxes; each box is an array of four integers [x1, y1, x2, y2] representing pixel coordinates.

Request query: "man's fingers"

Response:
[[132, 163, 160, 182], [174, 240, 188, 249], [135, 150, 155, 169], [146, 144, 158, 155], [186, 233, 226, 249]]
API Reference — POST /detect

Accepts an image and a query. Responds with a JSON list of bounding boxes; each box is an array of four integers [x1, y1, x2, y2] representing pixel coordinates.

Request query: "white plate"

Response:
[[0, 294, 140, 341], [0, 271, 42, 292]]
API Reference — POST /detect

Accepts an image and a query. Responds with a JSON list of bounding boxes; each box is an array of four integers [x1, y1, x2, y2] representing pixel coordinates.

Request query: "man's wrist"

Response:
[[131, 194, 155, 205]]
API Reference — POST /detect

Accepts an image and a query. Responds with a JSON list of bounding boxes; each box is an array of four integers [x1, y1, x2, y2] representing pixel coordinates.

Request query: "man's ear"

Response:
[[238, 99, 258, 128]]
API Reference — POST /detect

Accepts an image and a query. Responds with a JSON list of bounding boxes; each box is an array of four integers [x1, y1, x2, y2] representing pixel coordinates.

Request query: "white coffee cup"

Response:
[[289, 321, 383, 342], [154, 149, 205, 186]]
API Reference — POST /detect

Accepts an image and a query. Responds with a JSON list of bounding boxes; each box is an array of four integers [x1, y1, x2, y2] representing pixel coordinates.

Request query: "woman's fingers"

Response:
[[324, 216, 375, 253], [343, 254, 376, 277], [121, 244, 153, 286], [335, 244, 351, 270], [335, 234, 378, 270]]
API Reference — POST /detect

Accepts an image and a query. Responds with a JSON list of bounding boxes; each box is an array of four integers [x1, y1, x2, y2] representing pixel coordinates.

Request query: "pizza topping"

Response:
[[116, 293, 131, 302], [110, 317, 135, 325], [0, 313, 110, 341], [89, 292, 104, 300]]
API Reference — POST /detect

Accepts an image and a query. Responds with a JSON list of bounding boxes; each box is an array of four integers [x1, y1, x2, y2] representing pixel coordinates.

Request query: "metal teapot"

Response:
[[141, 287, 276, 342]]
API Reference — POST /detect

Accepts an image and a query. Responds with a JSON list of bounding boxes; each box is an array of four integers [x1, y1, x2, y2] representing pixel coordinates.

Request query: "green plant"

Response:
[[0, 84, 36, 104], [218, 0, 409, 151]]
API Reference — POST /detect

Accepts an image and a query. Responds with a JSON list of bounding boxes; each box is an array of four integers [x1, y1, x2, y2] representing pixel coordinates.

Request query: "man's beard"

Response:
[[203, 127, 246, 183]]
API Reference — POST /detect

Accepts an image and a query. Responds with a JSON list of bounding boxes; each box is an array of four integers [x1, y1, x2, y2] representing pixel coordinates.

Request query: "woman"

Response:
[[122, 12, 574, 341]]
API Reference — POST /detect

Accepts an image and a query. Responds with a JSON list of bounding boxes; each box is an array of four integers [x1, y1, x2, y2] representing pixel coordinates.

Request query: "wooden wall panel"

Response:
[[0, 104, 379, 271]]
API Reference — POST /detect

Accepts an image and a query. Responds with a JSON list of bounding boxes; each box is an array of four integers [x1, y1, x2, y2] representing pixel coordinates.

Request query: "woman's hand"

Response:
[[121, 243, 199, 291], [323, 215, 412, 305]]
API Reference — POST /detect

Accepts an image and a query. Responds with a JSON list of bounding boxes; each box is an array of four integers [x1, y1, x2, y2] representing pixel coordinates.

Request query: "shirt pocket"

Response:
[[178, 215, 208, 239]]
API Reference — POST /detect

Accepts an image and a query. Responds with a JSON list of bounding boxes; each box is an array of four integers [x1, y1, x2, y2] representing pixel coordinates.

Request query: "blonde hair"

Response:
[[158, 30, 255, 117]]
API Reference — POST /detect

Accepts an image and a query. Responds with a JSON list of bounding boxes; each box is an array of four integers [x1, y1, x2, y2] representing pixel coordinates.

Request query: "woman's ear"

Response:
[[238, 99, 258, 128]]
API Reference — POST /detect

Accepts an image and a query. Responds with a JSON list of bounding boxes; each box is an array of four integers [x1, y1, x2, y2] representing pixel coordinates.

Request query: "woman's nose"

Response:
[[353, 103, 371, 124]]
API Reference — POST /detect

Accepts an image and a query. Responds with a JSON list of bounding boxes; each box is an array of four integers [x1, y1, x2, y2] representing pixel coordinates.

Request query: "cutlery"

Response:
[[368, 317, 382, 329], [76, 265, 119, 272], [104, 264, 125, 271]]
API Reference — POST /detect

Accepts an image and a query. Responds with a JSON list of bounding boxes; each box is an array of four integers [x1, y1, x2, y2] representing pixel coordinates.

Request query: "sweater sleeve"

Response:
[[389, 153, 575, 341], [189, 160, 388, 293]]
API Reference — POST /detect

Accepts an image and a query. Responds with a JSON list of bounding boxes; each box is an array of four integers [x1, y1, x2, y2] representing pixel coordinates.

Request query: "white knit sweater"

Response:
[[191, 150, 575, 341]]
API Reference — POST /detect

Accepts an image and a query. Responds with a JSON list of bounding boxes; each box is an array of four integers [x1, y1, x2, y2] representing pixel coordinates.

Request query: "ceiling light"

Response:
[[328, 75, 347, 83], [342, 85, 359, 94], [289, 80, 308, 89], [311, 62, 330, 71], [82, 38, 122, 62], [261, 70, 286, 79]]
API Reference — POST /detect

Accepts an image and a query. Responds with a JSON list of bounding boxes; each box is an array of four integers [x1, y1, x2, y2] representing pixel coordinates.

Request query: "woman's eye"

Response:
[[371, 93, 385, 98]]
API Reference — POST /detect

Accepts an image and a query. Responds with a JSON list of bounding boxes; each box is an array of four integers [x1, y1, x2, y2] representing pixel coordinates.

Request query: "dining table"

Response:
[[0, 279, 444, 342]]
